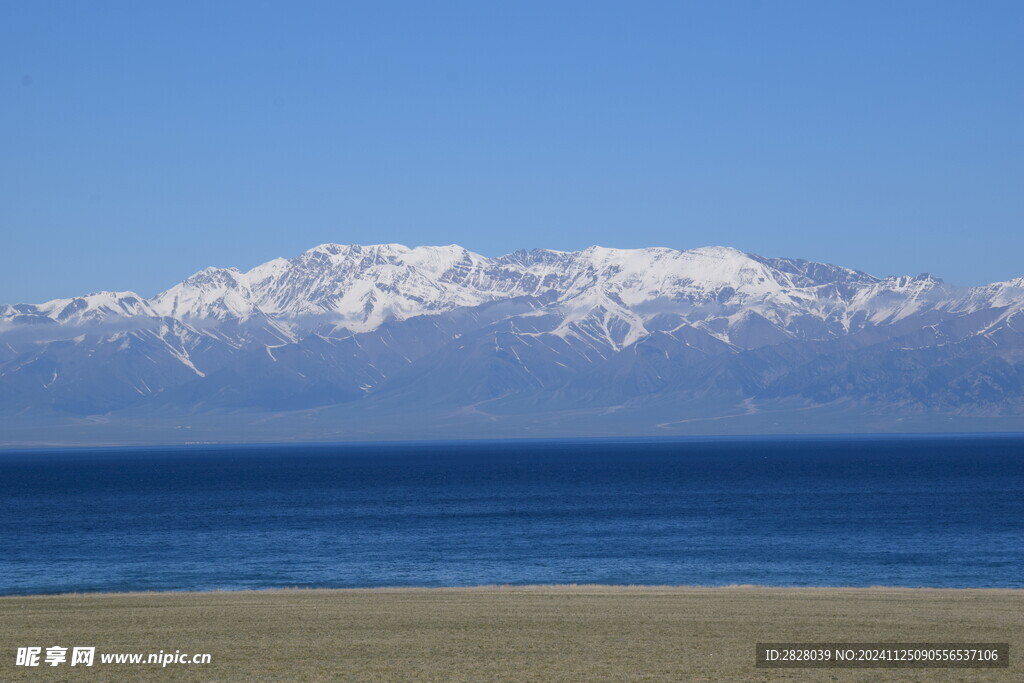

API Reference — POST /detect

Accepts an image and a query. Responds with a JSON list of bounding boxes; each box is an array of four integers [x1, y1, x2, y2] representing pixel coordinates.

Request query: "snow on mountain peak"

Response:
[[6, 243, 1024, 348], [151, 267, 257, 320], [246, 257, 290, 287], [553, 244, 791, 306], [1, 291, 154, 326]]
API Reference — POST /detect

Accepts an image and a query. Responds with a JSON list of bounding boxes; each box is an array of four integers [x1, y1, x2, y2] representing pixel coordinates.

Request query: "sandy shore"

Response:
[[1, 585, 1021, 681]]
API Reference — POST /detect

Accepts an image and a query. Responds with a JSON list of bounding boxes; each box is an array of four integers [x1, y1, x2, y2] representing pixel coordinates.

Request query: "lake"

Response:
[[1, 434, 1022, 595]]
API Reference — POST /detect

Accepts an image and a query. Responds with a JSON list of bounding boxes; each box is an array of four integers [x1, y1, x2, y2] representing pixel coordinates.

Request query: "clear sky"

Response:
[[2, 1, 1022, 302]]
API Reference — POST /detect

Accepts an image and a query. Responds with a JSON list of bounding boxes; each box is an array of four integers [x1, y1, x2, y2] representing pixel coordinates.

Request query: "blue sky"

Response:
[[3, 1, 1022, 302]]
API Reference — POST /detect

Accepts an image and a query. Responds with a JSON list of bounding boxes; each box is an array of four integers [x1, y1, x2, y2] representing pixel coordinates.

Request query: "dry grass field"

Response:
[[0, 585, 1021, 681]]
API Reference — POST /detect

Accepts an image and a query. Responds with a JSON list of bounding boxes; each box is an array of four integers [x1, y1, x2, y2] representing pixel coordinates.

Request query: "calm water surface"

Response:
[[1, 435, 1022, 594]]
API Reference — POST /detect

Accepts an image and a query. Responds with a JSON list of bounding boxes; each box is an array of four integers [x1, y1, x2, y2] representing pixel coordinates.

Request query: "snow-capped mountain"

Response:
[[3, 243, 1023, 443]]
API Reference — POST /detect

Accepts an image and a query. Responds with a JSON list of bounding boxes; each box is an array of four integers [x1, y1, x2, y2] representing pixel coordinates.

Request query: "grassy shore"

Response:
[[1, 586, 1021, 681]]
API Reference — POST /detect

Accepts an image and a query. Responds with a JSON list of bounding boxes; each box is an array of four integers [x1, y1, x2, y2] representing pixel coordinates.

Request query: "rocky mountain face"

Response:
[[2, 243, 1023, 441]]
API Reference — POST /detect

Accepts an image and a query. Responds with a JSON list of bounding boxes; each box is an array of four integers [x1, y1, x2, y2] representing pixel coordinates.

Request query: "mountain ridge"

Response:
[[2, 243, 1023, 444]]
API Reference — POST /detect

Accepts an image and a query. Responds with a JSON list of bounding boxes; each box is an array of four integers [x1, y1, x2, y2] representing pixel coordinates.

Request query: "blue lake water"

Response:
[[1, 435, 1022, 595]]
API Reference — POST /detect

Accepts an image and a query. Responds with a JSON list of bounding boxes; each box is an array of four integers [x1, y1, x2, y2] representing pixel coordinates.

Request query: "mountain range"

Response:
[[3, 243, 1023, 446]]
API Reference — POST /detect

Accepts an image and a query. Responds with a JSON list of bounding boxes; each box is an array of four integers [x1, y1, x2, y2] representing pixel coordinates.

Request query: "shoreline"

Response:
[[3, 583, 1024, 599], [3, 429, 1024, 453]]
